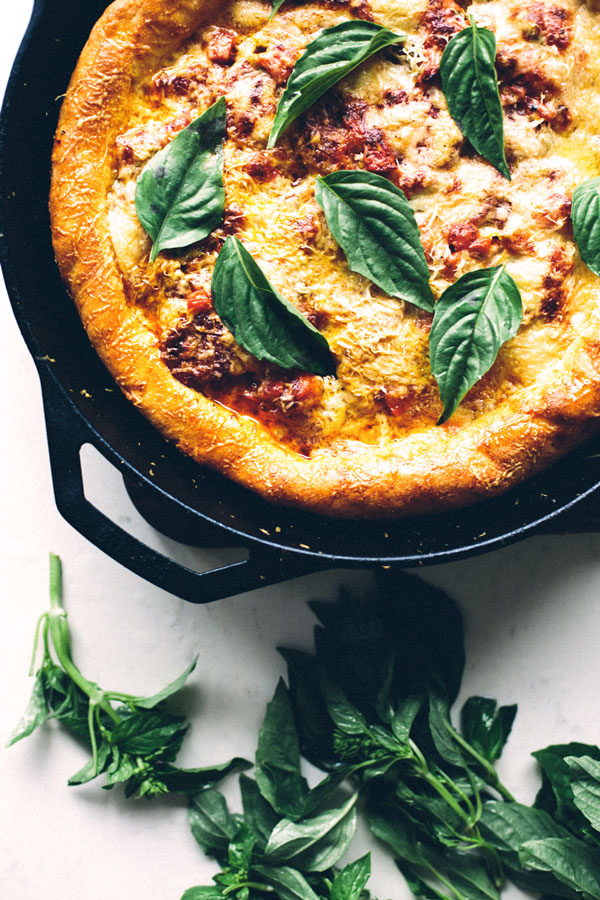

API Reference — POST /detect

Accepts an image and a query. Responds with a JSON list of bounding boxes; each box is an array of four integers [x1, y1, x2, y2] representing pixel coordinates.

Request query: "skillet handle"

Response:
[[39, 372, 328, 603]]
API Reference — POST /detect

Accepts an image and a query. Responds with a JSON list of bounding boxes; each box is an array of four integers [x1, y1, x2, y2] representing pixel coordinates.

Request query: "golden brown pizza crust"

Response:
[[50, 0, 600, 517]]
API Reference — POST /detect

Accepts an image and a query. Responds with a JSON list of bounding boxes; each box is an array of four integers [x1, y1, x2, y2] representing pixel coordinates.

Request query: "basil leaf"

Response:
[[263, 792, 358, 869], [180, 888, 226, 900], [301, 769, 355, 818], [566, 756, 600, 833], [519, 836, 600, 899], [42, 666, 93, 742], [391, 695, 423, 744], [267, 21, 404, 147], [505, 866, 582, 899], [480, 801, 567, 849], [68, 741, 112, 786], [404, 788, 470, 845], [189, 789, 240, 858], [321, 678, 368, 736], [402, 873, 448, 900], [427, 685, 466, 768], [370, 803, 501, 900], [367, 723, 405, 755], [440, 18, 510, 180], [253, 865, 320, 900], [330, 854, 371, 900], [315, 171, 435, 312], [368, 803, 429, 867], [279, 648, 334, 770], [240, 774, 280, 850], [434, 854, 501, 900], [375, 658, 396, 725], [479, 804, 582, 896], [430, 853, 502, 900], [533, 743, 600, 824], [111, 708, 187, 758], [132, 656, 198, 709], [227, 821, 256, 871], [572, 177, 600, 277], [308, 572, 464, 719], [269, 0, 286, 19], [460, 696, 517, 763], [105, 751, 138, 787], [150, 758, 251, 794], [212, 237, 335, 375], [429, 265, 522, 423], [255, 679, 309, 821], [294, 808, 357, 872], [401, 851, 502, 900], [135, 98, 226, 262], [7, 669, 50, 745]]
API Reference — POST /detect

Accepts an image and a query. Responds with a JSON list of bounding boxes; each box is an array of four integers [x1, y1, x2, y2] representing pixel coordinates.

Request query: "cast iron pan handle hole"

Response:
[[79, 444, 248, 574]]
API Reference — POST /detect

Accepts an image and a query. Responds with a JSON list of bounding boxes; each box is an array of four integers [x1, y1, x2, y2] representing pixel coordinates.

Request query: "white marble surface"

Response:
[[2, 5, 600, 899]]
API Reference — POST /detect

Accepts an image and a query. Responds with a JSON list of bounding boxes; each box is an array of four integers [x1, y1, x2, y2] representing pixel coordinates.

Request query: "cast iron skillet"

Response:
[[2, 0, 600, 603]]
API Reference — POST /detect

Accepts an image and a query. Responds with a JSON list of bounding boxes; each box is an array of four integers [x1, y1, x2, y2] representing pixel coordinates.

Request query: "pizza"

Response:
[[50, 0, 600, 517]]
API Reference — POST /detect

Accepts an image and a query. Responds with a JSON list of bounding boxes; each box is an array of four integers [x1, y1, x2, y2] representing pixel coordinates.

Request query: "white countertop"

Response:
[[2, 6, 600, 899]]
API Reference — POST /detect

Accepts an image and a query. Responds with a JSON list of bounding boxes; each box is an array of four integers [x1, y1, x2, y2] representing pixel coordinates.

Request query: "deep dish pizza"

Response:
[[50, 0, 600, 517]]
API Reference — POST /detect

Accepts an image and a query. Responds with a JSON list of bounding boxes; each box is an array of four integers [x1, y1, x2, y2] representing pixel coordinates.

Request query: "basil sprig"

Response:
[[184, 678, 374, 900], [267, 21, 405, 148], [429, 266, 522, 423], [135, 98, 226, 262], [440, 18, 510, 180], [8, 555, 249, 798], [281, 571, 600, 900], [212, 236, 335, 375], [315, 171, 434, 312], [572, 177, 600, 277]]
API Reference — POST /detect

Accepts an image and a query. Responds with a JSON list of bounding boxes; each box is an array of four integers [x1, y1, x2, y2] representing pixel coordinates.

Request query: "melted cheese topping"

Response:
[[107, 0, 600, 455]]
